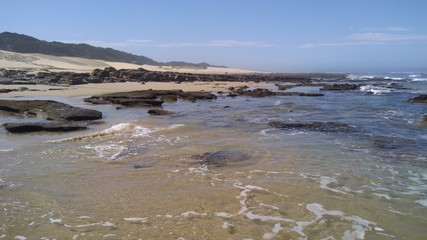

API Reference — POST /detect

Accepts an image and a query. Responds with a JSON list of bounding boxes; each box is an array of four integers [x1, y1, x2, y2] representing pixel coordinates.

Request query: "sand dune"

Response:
[[0, 50, 256, 74]]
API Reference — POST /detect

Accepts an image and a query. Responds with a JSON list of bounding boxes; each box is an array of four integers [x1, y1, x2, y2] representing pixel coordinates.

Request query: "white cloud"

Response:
[[300, 29, 427, 48], [299, 41, 375, 48], [363, 26, 409, 32], [350, 32, 427, 41]]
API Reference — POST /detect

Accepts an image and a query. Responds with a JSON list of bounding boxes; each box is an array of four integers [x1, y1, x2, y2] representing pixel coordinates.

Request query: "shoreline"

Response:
[[0, 81, 272, 98]]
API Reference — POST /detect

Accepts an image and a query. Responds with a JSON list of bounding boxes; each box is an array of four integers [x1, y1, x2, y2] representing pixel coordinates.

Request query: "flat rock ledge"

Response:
[[227, 87, 324, 98], [84, 89, 217, 106], [0, 100, 102, 121], [3, 122, 87, 133], [0, 100, 102, 133], [269, 121, 357, 132]]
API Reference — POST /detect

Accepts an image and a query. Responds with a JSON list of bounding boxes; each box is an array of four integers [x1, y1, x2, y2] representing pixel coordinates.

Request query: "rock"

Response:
[[275, 92, 324, 97], [198, 150, 249, 167], [3, 122, 87, 133], [233, 88, 275, 97], [178, 91, 217, 101], [0, 100, 102, 121], [421, 115, 427, 125], [408, 95, 427, 103], [46, 108, 102, 121], [160, 95, 178, 102], [320, 84, 359, 91], [111, 99, 164, 107], [269, 121, 356, 132], [147, 109, 174, 115], [230, 87, 324, 98], [0, 89, 16, 93]]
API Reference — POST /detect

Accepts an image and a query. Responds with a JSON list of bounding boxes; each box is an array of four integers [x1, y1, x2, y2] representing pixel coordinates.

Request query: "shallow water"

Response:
[[1, 76, 427, 239]]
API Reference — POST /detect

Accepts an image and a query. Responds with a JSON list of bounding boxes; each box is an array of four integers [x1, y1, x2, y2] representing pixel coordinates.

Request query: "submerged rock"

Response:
[[320, 84, 359, 91], [147, 109, 174, 115], [269, 121, 356, 132], [3, 122, 87, 133], [408, 95, 427, 103], [229, 87, 324, 98], [197, 149, 249, 167]]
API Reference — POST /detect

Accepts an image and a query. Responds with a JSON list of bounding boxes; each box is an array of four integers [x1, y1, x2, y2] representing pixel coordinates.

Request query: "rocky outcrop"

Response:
[[178, 91, 217, 101], [0, 100, 102, 133], [0, 100, 102, 121], [3, 122, 86, 133], [228, 87, 324, 98], [84, 89, 216, 106], [1, 67, 346, 86], [408, 95, 427, 103], [269, 121, 356, 132], [320, 84, 360, 91]]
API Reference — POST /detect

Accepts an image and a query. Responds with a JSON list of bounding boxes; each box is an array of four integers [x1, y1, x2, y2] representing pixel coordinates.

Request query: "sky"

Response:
[[1, 0, 427, 73]]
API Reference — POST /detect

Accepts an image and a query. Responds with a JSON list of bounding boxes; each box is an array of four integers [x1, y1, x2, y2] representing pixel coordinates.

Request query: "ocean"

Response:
[[1, 73, 426, 239]]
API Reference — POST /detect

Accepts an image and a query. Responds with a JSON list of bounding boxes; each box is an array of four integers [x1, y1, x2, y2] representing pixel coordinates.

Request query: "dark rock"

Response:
[[320, 84, 359, 91], [111, 99, 164, 107], [46, 108, 102, 121], [276, 84, 299, 90], [160, 95, 178, 102], [147, 109, 174, 115], [0, 89, 16, 93], [275, 92, 324, 97], [0, 100, 102, 121], [269, 121, 356, 132], [178, 91, 217, 101], [197, 150, 249, 167], [3, 122, 87, 133], [408, 95, 427, 103], [235, 88, 275, 97], [422, 115, 427, 125]]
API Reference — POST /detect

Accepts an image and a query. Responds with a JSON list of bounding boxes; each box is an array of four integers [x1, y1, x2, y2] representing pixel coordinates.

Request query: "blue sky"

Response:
[[1, 0, 427, 72]]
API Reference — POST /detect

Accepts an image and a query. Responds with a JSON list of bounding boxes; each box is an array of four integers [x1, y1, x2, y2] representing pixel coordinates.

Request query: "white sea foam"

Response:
[[384, 77, 404, 81], [300, 173, 356, 194], [215, 212, 235, 218], [360, 85, 391, 95], [48, 122, 147, 143], [415, 199, 427, 207], [412, 78, 427, 81], [180, 211, 207, 217], [373, 193, 391, 200], [83, 144, 129, 160], [409, 74, 421, 78], [263, 223, 283, 239], [49, 218, 62, 223], [123, 217, 147, 223], [222, 222, 234, 229]]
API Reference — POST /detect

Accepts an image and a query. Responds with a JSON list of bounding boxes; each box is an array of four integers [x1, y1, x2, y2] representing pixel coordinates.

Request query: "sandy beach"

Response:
[[0, 50, 258, 74], [0, 50, 268, 98], [0, 81, 271, 98]]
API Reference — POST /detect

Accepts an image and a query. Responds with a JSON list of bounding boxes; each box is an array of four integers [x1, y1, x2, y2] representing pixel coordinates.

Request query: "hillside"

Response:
[[0, 32, 214, 68]]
